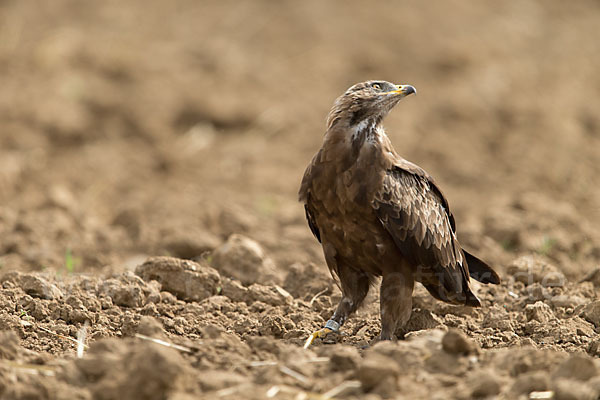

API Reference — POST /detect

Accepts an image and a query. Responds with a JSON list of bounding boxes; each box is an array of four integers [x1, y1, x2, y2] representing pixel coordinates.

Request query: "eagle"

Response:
[[300, 80, 500, 347]]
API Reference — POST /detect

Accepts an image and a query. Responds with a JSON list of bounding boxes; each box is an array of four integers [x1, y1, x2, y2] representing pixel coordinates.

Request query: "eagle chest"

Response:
[[311, 162, 393, 270]]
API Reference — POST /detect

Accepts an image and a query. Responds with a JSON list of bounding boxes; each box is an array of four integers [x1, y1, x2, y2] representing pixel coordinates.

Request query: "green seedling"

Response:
[[64, 248, 80, 274], [500, 238, 518, 251], [537, 236, 557, 257]]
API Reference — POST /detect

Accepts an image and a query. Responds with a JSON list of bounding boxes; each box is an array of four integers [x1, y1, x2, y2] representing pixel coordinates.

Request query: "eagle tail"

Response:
[[421, 281, 481, 307], [464, 250, 501, 285], [464, 289, 482, 307]]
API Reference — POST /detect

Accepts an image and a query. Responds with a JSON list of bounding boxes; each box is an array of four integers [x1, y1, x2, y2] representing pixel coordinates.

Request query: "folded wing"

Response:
[[373, 164, 478, 304]]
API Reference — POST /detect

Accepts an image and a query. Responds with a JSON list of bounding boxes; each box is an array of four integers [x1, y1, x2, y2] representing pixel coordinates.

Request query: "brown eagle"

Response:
[[300, 81, 499, 347]]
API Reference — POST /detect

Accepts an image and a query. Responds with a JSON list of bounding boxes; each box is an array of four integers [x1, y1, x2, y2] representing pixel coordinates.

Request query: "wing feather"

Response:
[[304, 203, 321, 243], [373, 166, 471, 298]]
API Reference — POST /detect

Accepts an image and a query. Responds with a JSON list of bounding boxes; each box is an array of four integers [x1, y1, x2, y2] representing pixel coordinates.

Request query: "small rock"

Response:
[[525, 283, 549, 302], [587, 376, 600, 397], [197, 370, 247, 392], [137, 316, 166, 338], [160, 291, 178, 304], [505, 348, 568, 377], [112, 208, 142, 239], [442, 329, 477, 355], [511, 371, 550, 395], [367, 339, 428, 373], [258, 314, 295, 338], [587, 339, 600, 357], [211, 234, 281, 285], [27, 300, 50, 321], [136, 256, 220, 302], [507, 255, 566, 287], [328, 345, 361, 372], [397, 308, 444, 336], [525, 301, 555, 324], [283, 262, 331, 299], [46, 185, 77, 211], [469, 371, 501, 398], [1, 271, 63, 300], [581, 268, 600, 288], [0, 331, 19, 360], [100, 278, 145, 308], [220, 277, 248, 303], [581, 301, 600, 328], [425, 350, 469, 376], [553, 355, 598, 381], [247, 284, 291, 307], [357, 353, 400, 392], [161, 229, 221, 259], [552, 378, 596, 400], [215, 207, 257, 236], [83, 338, 198, 399], [570, 317, 595, 338], [122, 313, 139, 336], [201, 325, 224, 339], [482, 305, 514, 331], [551, 295, 586, 308], [141, 303, 159, 316]]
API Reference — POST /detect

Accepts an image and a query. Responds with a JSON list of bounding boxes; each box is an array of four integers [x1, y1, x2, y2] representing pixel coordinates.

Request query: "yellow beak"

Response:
[[391, 84, 416, 96]]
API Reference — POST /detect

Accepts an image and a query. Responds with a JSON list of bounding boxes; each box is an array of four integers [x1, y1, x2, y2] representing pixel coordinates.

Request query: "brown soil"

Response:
[[1, 1, 600, 399]]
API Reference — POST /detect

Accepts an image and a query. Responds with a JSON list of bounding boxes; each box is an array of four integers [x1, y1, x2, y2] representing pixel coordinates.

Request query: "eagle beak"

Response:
[[393, 84, 416, 97]]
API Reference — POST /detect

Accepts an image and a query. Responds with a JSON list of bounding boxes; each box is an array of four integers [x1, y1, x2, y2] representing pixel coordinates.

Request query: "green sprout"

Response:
[[500, 238, 518, 251], [537, 236, 557, 257], [64, 248, 80, 274], [19, 309, 31, 320]]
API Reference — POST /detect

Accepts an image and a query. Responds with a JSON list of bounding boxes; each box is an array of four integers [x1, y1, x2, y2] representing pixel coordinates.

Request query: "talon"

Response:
[[303, 327, 332, 349], [303, 320, 341, 349]]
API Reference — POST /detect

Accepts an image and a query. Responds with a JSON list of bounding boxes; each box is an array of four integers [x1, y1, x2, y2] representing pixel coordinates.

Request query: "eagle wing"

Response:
[[372, 161, 474, 300]]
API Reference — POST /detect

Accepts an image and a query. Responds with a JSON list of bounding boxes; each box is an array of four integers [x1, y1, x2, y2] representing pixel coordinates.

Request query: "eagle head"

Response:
[[327, 80, 416, 129]]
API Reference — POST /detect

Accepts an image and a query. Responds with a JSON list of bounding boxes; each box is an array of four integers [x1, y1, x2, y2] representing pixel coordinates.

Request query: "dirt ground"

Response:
[[1, 0, 600, 399]]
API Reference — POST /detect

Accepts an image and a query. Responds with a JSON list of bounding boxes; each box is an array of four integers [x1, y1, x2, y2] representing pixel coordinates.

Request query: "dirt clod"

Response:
[[136, 257, 220, 302], [525, 301, 555, 323], [581, 301, 600, 328], [1, 272, 63, 300], [358, 353, 400, 392], [554, 355, 598, 382], [211, 234, 281, 286], [100, 277, 145, 308], [0, 330, 19, 360], [161, 229, 221, 260], [82, 339, 199, 400], [507, 256, 566, 287], [510, 371, 551, 395], [469, 370, 502, 398], [328, 344, 361, 371], [442, 329, 477, 355]]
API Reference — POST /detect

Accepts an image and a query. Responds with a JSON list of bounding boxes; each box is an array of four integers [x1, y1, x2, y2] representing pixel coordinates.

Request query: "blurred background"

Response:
[[1, 0, 599, 278]]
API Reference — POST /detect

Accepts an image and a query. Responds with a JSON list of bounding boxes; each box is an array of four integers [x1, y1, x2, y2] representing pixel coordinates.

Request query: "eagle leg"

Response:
[[304, 262, 371, 349], [379, 267, 414, 340]]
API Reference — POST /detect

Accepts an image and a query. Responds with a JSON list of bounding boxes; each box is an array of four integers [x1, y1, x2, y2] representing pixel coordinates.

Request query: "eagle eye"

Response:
[[372, 83, 381, 90]]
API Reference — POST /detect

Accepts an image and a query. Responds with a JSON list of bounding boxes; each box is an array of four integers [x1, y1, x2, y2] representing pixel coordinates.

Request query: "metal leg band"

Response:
[[324, 320, 340, 332]]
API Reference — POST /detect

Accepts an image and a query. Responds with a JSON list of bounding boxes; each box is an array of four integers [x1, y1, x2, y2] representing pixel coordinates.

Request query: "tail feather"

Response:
[[464, 250, 501, 284], [465, 290, 482, 307], [421, 282, 482, 307]]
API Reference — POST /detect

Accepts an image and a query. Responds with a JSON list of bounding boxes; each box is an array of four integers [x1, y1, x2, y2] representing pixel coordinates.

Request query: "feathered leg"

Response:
[[330, 263, 371, 326], [379, 266, 414, 340], [305, 253, 371, 348]]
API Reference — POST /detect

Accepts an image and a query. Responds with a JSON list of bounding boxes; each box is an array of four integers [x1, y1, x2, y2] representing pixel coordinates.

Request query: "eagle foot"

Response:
[[303, 320, 341, 349]]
